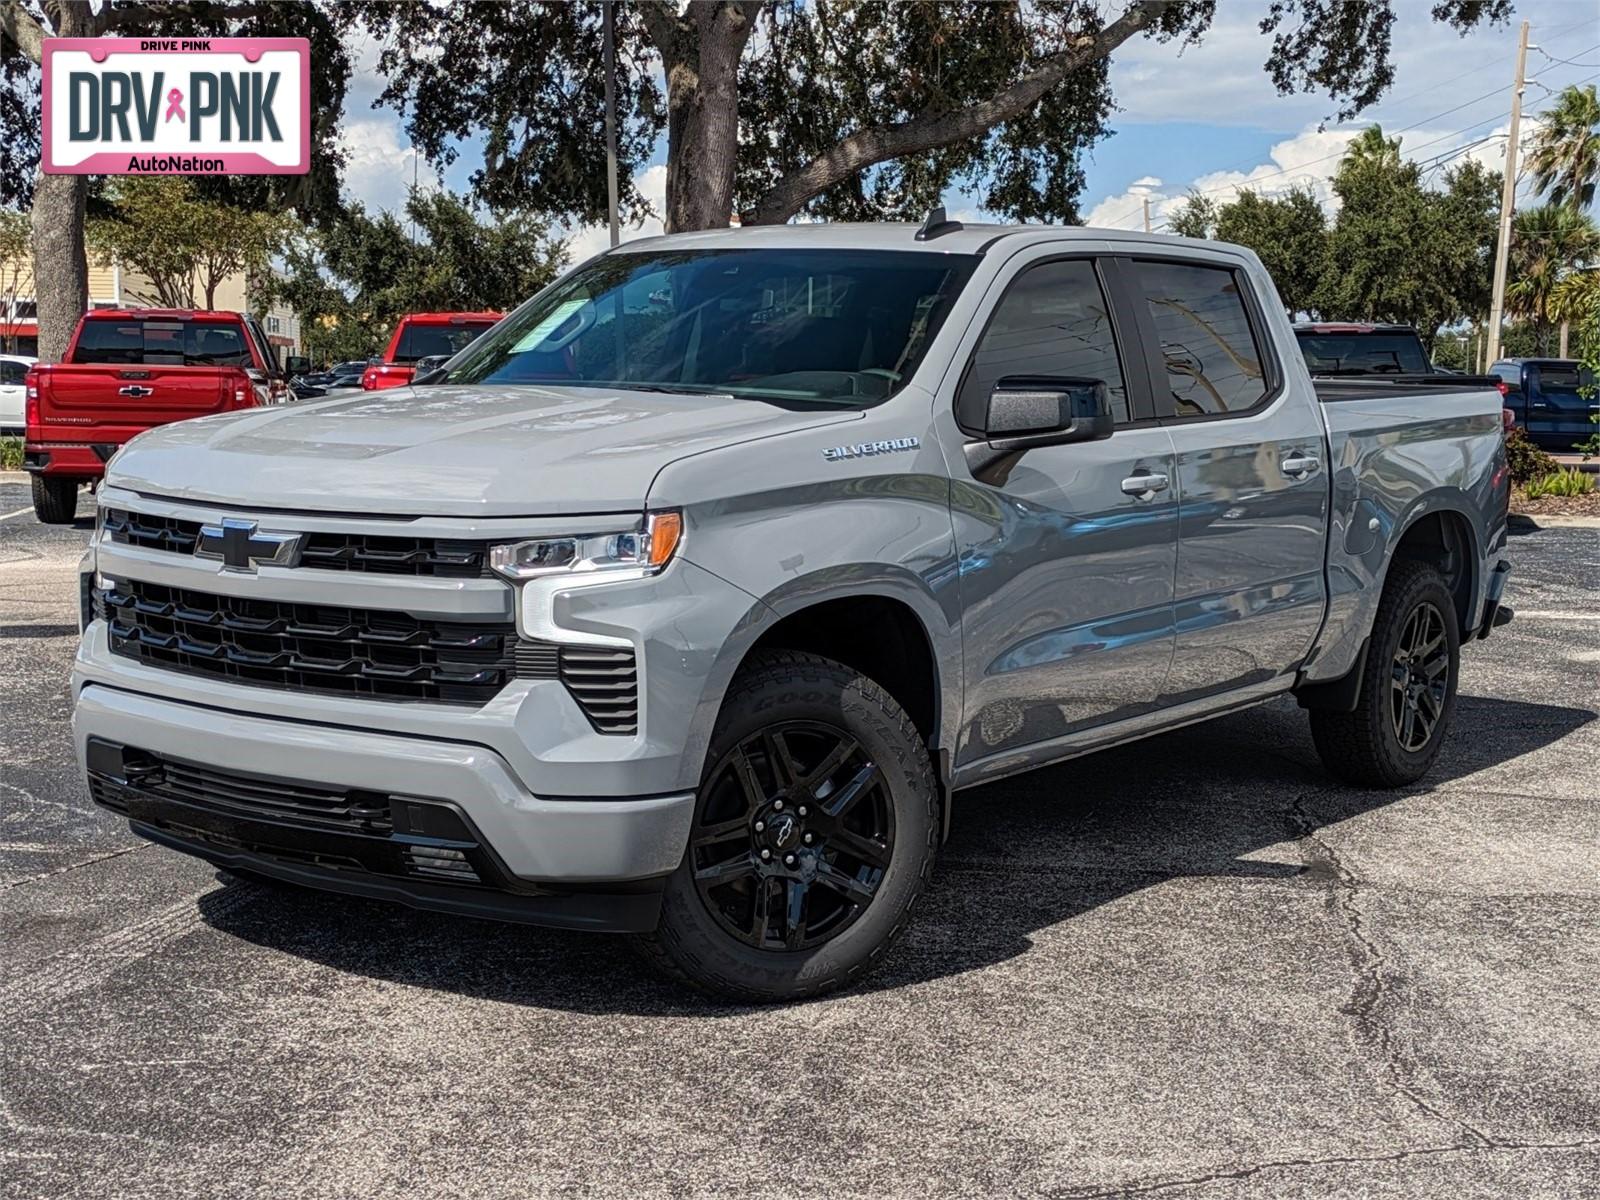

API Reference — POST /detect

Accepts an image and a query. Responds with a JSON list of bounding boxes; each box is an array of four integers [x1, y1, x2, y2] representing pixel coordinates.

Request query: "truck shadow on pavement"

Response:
[[196, 692, 1592, 1013]]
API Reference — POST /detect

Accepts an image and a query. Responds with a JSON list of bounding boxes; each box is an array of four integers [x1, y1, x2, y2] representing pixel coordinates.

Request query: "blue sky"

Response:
[[334, 0, 1600, 254]]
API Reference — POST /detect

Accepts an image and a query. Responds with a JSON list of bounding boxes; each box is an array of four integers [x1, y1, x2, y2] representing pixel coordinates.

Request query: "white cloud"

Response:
[[1085, 119, 1526, 232], [560, 163, 669, 261], [336, 117, 437, 214]]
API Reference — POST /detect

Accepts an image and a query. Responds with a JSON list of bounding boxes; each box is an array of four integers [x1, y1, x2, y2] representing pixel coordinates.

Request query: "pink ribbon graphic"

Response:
[[164, 88, 185, 123]]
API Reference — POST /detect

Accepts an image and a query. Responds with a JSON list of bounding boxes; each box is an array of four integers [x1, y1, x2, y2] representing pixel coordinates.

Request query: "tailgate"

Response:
[[36, 364, 232, 434]]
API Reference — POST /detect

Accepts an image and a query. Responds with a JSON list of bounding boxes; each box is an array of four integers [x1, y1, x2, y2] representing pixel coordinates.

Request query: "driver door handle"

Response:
[[1121, 472, 1170, 498], [1281, 454, 1320, 478]]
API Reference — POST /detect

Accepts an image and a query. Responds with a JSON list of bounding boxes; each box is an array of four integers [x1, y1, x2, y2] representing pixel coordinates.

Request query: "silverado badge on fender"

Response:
[[822, 437, 920, 462]]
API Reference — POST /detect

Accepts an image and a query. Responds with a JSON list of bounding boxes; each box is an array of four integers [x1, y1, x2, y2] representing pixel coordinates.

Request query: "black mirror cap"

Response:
[[284, 354, 312, 376], [982, 376, 1113, 441]]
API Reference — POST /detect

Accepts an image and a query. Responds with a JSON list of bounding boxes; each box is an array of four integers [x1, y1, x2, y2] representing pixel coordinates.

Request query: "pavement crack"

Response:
[[2, 843, 148, 891], [1054, 1137, 1600, 1197], [1288, 791, 1494, 1149]]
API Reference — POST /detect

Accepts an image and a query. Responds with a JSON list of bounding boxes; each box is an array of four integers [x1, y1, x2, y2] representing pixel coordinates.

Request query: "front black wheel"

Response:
[[638, 651, 938, 1002], [1310, 560, 1461, 788]]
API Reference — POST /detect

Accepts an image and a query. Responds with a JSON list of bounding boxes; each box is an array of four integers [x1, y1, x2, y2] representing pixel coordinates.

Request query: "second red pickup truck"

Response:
[[23, 309, 304, 524], [360, 311, 502, 391]]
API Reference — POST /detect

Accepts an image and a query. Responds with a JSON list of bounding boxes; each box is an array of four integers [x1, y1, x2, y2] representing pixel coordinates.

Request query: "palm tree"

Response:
[[1505, 204, 1600, 355], [1527, 84, 1600, 212]]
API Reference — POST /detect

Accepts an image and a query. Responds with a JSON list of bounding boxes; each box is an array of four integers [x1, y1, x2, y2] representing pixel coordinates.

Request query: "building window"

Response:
[[265, 315, 282, 333], [13, 299, 37, 320]]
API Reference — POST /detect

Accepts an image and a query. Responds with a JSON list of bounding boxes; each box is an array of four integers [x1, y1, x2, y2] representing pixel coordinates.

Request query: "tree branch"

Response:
[[744, 0, 1175, 225], [1, 0, 48, 62], [636, 0, 683, 63]]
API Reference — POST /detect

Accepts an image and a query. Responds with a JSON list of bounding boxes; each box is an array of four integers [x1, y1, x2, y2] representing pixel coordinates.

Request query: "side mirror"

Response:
[[284, 354, 312, 376], [966, 376, 1114, 482], [244, 366, 268, 384]]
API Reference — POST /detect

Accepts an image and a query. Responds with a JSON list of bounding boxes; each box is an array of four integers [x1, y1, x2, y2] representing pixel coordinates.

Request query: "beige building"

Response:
[[1, 254, 301, 358]]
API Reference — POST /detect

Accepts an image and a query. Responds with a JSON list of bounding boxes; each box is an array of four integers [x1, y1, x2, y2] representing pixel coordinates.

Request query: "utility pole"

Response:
[[1142, 196, 1152, 233], [1485, 19, 1530, 367], [604, 0, 620, 249]]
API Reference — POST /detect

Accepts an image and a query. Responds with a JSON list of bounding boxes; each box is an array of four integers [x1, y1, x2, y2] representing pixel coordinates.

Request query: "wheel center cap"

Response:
[[765, 811, 800, 850]]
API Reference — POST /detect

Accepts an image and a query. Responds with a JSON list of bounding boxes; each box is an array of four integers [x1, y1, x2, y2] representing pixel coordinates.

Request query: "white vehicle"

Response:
[[0, 353, 34, 434]]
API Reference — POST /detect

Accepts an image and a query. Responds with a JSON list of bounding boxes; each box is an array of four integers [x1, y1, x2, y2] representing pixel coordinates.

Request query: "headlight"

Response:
[[489, 511, 682, 580]]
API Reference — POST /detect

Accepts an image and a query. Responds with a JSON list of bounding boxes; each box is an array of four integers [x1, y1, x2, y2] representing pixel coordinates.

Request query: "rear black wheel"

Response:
[[31, 475, 78, 525], [1310, 560, 1460, 788], [638, 651, 937, 1001]]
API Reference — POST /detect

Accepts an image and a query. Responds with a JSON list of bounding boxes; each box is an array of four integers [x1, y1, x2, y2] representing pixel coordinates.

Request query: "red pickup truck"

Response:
[[24, 309, 304, 524], [361, 311, 501, 391]]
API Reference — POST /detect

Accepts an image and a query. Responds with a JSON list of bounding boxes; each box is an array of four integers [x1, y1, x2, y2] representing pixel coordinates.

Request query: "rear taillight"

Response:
[[1496, 380, 1509, 397], [23, 367, 41, 429]]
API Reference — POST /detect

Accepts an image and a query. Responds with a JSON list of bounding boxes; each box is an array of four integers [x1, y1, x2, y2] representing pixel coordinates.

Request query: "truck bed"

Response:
[[1313, 376, 1503, 402]]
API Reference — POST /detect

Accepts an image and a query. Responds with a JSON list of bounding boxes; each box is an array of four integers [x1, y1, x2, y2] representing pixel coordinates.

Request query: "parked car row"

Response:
[[20, 308, 503, 523], [1292, 321, 1596, 451]]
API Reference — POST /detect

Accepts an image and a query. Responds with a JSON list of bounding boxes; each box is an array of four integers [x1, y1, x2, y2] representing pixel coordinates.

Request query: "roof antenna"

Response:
[[915, 205, 963, 242]]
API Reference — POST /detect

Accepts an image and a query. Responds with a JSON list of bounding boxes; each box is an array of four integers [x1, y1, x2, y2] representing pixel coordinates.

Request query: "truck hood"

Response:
[[105, 384, 863, 516]]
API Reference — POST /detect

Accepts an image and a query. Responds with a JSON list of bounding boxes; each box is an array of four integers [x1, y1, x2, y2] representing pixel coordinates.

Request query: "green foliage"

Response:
[[351, 0, 1511, 230], [1169, 127, 1497, 333], [1317, 129, 1499, 339], [1503, 203, 1600, 354], [1523, 468, 1596, 499], [88, 177, 289, 309], [0, 208, 28, 353], [0, 436, 21, 471], [267, 191, 567, 367], [1503, 426, 1557, 485], [1526, 83, 1600, 213]]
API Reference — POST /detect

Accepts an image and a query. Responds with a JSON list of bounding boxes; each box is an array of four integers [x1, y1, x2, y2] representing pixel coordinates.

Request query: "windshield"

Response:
[[1297, 331, 1430, 375], [443, 248, 978, 407], [394, 321, 497, 363]]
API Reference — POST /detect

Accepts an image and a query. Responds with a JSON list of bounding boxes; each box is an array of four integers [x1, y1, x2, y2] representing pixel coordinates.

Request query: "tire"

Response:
[[1310, 560, 1461, 788], [636, 650, 938, 1002], [31, 475, 79, 525]]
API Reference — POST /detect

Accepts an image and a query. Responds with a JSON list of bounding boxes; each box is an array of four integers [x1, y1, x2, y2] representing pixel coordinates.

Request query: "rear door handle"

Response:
[[1120, 472, 1170, 498], [1281, 454, 1320, 478]]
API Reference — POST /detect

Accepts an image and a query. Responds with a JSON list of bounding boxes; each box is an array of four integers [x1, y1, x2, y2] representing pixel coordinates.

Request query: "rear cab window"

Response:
[[1534, 365, 1591, 396], [71, 318, 253, 367], [1133, 260, 1268, 418], [1297, 331, 1430, 375], [392, 320, 498, 364]]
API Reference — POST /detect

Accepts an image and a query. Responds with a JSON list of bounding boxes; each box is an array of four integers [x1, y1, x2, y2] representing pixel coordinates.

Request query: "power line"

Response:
[[1532, 43, 1600, 70]]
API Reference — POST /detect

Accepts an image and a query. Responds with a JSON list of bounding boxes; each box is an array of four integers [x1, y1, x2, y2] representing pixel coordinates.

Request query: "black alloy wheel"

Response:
[[1390, 600, 1450, 752], [690, 722, 894, 952]]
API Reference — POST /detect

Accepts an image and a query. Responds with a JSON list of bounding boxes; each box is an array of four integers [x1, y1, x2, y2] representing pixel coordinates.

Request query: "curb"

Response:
[[1509, 513, 1600, 530]]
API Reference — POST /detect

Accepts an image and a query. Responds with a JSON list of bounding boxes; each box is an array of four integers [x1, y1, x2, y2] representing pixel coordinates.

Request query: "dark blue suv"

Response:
[[1491, 358, 1598, 450]]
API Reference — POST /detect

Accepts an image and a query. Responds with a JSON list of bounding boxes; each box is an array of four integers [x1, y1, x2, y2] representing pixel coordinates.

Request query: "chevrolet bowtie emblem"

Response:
[[195, 517, 304, 573]]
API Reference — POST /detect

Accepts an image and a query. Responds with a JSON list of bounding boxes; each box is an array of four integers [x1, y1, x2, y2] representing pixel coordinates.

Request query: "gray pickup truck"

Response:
[[73, 221, 1513, 1001]]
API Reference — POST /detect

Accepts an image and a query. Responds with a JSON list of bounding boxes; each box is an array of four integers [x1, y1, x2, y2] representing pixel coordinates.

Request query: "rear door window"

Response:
[[1133, 261, 1268, 417], [0, 360, 25, 386], [71, 319, 252, 367]]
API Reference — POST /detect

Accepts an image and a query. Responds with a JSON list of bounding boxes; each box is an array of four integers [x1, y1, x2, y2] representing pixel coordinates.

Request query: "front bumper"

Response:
[[74, 684, 695, 899]]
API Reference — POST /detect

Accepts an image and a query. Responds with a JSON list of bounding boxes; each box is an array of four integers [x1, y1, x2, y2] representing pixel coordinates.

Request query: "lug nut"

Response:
[[797, 806, 808, 817], [783, 854, 796, 866], [773, 800, 784, 812], [754, 821, 765, 833], [803, 833, 814, 845], [760, 849, 772, 861]]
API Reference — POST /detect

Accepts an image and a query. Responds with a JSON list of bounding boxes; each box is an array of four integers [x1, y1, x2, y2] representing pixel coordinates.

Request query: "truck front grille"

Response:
[[103, 508, 492, 578], [90, 752, 395, 835], [101, 580, 536, 705], [97, 581, 640, 726]]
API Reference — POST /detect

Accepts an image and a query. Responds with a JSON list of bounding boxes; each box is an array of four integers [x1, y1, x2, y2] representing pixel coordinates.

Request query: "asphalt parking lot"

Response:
[[2, 475, 1597, 1199]]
